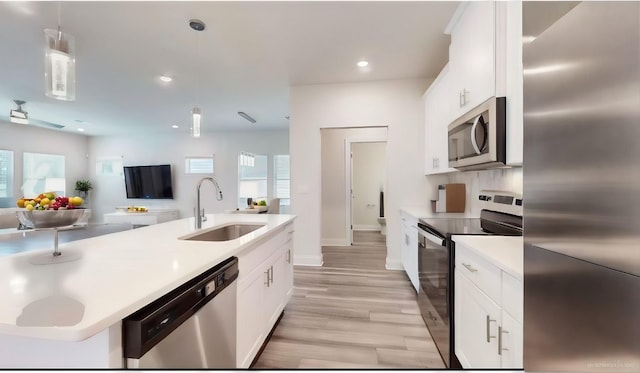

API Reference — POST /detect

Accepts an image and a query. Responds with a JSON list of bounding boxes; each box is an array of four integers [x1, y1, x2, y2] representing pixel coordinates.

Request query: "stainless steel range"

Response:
[[417, 190, 522, 368]]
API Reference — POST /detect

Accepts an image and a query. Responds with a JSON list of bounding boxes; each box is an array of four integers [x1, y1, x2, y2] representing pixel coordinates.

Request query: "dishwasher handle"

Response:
[[123, 256, 239, 359]]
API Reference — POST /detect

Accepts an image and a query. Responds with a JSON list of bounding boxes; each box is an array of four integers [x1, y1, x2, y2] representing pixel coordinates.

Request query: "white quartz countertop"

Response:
[[400, 207, 432, 219], [0, 213, 295, 341], [451, 235, 523, 280]]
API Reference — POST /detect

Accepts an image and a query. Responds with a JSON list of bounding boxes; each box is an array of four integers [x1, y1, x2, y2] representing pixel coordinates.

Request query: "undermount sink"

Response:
[[181, 224, 266, 242]]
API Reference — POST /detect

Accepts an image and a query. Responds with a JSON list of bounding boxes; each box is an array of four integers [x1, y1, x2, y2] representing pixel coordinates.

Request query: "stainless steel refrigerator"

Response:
[[523, 1, 640, 372]]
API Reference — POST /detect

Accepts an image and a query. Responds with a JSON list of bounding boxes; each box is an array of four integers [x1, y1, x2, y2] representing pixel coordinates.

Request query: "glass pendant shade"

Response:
[[191, 107, 202, 138], [44, 28, 76, 101]]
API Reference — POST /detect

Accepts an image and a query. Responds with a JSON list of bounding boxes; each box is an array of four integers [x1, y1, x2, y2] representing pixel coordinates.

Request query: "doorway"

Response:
[[347, 141, 387, 245], [319, 127, 387, 247]]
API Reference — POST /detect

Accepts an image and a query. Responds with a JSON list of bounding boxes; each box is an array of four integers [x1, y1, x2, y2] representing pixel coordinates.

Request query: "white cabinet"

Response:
[[455, 271, 501, 368], [424, 64, 458, 175], [454, 241, 523, 369], [236, 223, 294, 368], [400, 212, 419, 292], [448, 1, 497, 119], [425, 1, 523, 171]]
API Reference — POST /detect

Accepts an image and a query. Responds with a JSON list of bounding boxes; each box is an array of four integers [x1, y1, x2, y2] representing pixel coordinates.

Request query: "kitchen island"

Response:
[[0, 213, 295, 368]]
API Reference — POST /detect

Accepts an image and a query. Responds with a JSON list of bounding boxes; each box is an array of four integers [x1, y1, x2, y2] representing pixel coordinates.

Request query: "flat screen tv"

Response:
[[123, 164, 174, 199]]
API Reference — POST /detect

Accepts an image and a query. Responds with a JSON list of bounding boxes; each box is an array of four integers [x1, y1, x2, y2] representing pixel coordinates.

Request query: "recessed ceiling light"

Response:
[[171, 124, 179, 129], [159, 75, 173, 83], [357, 60, 369, 67], [77, 128, 85, 132]]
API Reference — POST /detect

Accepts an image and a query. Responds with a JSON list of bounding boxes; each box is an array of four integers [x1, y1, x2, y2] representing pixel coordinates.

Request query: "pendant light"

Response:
[[190, 19, 205, 138], [44, 2, 75, 101]]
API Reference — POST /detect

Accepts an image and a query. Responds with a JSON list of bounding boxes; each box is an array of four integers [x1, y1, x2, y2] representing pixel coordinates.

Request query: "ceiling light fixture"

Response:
[[77, 128, 85, 132], [159, 75, 173, 83], [237, 112, 256, 124], [171, 124, 179, 129], [191, 107, 201, 137], [357, 60, 369, 67], [44, 2, 75, 101], [9, 100, 28, 124], [189, 19, 206, 138]]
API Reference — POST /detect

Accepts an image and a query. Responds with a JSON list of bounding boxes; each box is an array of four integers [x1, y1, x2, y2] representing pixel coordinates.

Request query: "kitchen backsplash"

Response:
[[445, 167, 523, 217]]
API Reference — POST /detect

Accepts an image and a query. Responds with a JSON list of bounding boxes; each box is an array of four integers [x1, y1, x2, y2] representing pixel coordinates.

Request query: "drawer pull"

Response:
[[498, 326, 509, 355], [264, 270, 270, 287], [486, 315, 497, 342], [462, 263, 478, 273]]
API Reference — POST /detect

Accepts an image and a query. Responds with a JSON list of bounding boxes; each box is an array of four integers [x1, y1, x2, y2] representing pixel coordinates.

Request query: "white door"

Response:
[[499, 311, 523, 368]]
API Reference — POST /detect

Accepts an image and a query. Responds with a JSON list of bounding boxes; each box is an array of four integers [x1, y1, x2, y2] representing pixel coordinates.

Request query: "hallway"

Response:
[[253, 231, 445, 369]]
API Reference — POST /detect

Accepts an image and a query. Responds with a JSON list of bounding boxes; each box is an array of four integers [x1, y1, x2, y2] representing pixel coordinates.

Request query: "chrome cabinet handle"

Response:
[[462, 263, 478, 273], [470, 114, 484, 155], [486, 315, 497, 342], [405, 234, 410, 246], [269, 266, 274, 284], [286, 249, 291, 264], [498, 326, 509, 355], [264, 269, 270, 287]]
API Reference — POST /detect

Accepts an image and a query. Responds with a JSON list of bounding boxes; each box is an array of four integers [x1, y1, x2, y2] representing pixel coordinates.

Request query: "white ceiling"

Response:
[[0, 1, 459, 136]]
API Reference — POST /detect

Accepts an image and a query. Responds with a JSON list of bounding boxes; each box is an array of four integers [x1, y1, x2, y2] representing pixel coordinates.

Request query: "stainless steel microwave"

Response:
[[448, 96, 506, 171]]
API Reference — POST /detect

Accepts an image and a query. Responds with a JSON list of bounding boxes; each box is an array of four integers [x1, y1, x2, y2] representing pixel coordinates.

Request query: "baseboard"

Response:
[[385, 258, 404, 271], [353, 225, 381, 231], [321, 238, 349, 246], [293, 254, 324, 266]]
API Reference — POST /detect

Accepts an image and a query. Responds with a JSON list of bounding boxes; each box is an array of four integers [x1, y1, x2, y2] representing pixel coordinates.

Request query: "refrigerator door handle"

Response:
[[486, 315, 497, 342]]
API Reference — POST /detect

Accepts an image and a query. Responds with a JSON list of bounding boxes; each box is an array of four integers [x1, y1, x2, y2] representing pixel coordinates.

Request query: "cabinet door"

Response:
[[236, 273, 266, 368], [425, 65, 457, 175], [401, 215, 419, 292], [449, 1, 496, 118], [455, 270, 501, 368], [264, 250, 286, 331], [283, 243, 294, 303], [499, 310, 523, 368]]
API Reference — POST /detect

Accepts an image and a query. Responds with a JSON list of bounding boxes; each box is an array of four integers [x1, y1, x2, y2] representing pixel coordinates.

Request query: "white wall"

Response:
[[320, 127, 387, 245], [425, 167, 523, 218], [290, 78, 436, 268], [444, 168, 523, 217], [88, 130, 288, 222], [0, 121, 89, 206], [352, 142, 386, 230]]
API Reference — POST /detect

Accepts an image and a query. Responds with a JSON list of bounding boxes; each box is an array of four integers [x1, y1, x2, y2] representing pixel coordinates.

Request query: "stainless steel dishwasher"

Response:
[[123, 257, 238, 368]]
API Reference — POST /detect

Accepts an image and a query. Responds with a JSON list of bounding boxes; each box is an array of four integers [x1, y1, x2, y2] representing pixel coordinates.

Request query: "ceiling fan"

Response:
[[1, 99, 65, 129]]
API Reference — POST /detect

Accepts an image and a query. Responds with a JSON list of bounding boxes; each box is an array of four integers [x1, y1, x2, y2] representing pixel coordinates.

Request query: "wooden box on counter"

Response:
[[432, 183, 466, 213]]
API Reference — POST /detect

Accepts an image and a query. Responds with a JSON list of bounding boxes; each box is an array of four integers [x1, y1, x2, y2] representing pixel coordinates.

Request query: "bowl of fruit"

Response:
[[16, 193, 88, 229]]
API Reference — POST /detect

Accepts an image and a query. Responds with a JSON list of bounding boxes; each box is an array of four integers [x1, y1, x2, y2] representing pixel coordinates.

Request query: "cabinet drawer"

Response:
[[501, 272, 523, 323], [456, 242, 502, 305], [237, 227, 288, 282]]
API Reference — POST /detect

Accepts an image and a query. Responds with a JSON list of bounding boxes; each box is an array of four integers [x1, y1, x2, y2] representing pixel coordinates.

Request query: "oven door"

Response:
[[418, 227, 451, 367], [448, 96, 506, 171]]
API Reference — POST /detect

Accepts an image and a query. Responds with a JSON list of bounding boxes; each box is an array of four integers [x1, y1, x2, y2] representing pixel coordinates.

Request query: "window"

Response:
[[185, 156, 214, 174], [274, 155, 290, 211], [238, 154, 267, 208], [23, 152, 65, 197], [0, 150, 14, 207]]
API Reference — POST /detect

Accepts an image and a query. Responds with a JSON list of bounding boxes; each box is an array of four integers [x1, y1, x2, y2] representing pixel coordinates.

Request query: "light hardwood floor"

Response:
[[253, 231, 445, 369]]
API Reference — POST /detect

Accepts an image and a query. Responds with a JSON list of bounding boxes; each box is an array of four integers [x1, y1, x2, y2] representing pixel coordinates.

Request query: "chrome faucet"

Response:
[[195, 177, 223, 229]]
